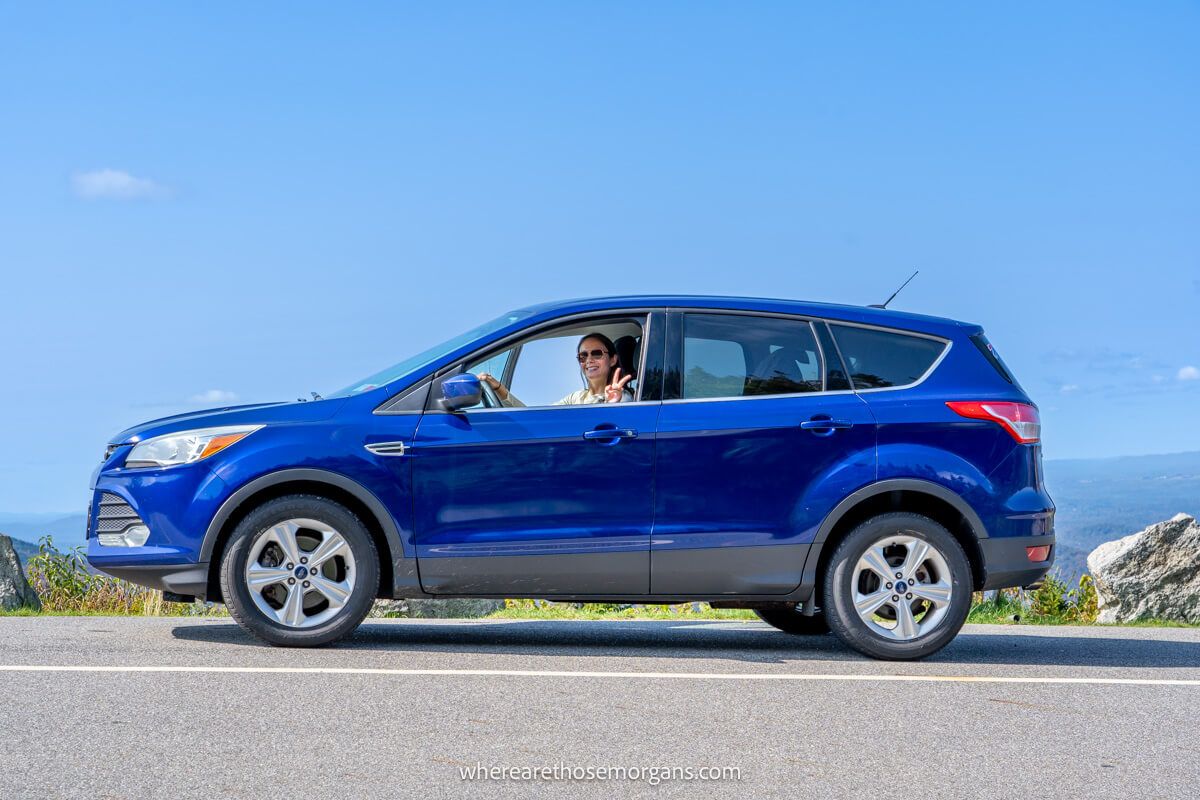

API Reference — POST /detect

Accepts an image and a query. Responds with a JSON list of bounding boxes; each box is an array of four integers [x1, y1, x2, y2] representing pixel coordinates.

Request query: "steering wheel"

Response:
[[479, 377, 502, 408]]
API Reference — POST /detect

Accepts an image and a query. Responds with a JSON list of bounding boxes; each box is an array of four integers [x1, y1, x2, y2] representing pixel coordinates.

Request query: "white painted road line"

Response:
[[1, 664, 1198, 687]]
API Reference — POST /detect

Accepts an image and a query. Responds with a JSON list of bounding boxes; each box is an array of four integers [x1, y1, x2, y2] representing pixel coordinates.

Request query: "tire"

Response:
[[823, 512, 972, 661], [220, 494, 380, 647], [753, 606, 831, 635]]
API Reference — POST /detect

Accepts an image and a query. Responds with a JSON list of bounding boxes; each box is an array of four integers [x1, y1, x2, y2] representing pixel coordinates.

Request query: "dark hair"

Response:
[[577, 332, 619, 386]]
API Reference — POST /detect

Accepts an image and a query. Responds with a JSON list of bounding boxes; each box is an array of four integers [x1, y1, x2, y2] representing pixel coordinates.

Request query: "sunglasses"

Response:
[[576, 349, 610, 363]]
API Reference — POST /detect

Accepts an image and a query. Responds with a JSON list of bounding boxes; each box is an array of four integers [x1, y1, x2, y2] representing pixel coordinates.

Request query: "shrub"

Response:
[[969, 574, 1099, 625], [24, 536, 221, 616], [1029, 575, 1070, 618]]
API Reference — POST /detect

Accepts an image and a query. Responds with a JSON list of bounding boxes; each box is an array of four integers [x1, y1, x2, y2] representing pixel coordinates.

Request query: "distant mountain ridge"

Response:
[[3, 535, 40, 567], [0, 515, 87, 551], [1045, 450, 1200, 580], [2, 450, 1196, 584]]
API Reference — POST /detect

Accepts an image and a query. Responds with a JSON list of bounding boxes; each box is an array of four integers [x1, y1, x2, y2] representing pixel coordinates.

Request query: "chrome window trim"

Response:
[[657, 307, 952, 404], [825, 320, 952, 393], [424, 309, 659, 415], [661, 389, 859, 406], [853, 341, 953, 393], [447, 398, 664, 414], [382, 306, 951, 414]]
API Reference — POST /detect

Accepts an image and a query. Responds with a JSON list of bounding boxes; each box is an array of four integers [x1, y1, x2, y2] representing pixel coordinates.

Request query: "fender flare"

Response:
[[798, 478, 987, 594], [200, 468, 423, 597]]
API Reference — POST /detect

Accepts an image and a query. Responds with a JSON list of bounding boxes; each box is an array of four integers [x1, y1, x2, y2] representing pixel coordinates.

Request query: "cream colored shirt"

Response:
[[501, 387, 633, 408]]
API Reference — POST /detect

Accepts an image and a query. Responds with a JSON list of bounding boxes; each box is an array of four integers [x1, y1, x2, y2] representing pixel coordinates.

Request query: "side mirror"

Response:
[[439, 373, 482, 412]]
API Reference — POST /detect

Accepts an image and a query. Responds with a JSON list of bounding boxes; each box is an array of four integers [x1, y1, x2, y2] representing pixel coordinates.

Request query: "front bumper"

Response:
[[979, 534, 1056, 590]]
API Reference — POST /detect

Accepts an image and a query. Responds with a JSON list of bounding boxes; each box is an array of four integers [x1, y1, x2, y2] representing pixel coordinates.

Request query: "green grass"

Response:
[[486, 601, 758, 621], [0, 607, 224, 617], [6, 539, 1195, 627], [4, 603, 1194, 627]]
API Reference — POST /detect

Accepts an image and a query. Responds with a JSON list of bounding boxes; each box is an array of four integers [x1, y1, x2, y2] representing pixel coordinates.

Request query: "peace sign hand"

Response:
[[605, 367, 633, 403]]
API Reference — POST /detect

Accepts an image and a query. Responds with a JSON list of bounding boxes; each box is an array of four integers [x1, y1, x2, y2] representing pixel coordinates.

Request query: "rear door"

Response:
[[651, 311, 876, 595]]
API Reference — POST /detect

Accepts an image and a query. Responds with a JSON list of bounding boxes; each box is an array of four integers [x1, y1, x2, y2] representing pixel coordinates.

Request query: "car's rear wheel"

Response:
[[823, 512, 972, 660], [220, 495, 379, 647], [753, 605, 831, 635]]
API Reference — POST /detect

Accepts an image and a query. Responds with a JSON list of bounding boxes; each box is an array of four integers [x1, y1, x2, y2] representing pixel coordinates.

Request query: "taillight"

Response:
[[946, 401, 1041, 443]]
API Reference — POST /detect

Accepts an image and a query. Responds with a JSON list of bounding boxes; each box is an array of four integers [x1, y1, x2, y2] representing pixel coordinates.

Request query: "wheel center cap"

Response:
[[294, 565, 309, 579], [895, 580, 908, 594]]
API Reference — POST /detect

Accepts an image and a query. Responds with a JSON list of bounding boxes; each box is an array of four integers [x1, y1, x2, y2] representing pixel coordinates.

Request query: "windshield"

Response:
[[327, 311, 531, 397]]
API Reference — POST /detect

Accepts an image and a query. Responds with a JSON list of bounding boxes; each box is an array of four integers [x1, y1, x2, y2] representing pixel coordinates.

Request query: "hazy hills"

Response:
[[1044, 451, 1199, 580], [2, 451, 1196, 583], [0, 514, 87, 552]]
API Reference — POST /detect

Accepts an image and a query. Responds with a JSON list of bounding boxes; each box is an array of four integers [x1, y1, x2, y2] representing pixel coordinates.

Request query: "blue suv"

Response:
[[87, 296, 1054, 659]]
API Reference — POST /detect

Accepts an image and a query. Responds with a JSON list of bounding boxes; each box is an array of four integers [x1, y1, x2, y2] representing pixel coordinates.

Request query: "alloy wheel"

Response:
[[243, 518, 357, 629], [851, 535, 953, 641]]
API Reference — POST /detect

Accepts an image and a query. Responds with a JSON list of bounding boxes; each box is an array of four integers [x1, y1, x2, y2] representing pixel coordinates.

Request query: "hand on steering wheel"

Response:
[[477, 372, 504, 408]]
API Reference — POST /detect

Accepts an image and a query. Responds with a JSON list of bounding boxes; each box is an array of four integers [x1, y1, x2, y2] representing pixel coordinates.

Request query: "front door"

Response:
[[411, 313, 663, 596]]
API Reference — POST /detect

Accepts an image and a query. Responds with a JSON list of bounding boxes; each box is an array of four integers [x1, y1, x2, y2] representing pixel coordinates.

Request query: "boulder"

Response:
[[0, 534, 42, 611], [370, 598, 504, 618], [1087, 513, 1200, 624]]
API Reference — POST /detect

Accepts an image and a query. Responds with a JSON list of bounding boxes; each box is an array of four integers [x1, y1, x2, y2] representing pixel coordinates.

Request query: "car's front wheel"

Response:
[[823, 512, 972, 660], [220, 495, 379, 647]]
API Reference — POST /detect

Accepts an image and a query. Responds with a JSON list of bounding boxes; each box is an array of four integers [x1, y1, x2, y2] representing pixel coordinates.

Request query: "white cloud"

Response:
[[189, 389, 239, 404], [1178, 366, 1200, 381], [1058, 384, 1079, 394], [71, 168, 166, 199]]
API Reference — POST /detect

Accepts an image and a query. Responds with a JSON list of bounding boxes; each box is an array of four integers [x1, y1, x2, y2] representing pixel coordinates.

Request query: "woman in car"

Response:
[[479, 332, 634, 406]]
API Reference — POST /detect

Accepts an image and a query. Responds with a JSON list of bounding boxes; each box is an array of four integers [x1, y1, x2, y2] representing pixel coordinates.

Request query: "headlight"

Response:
[[125, 425, 262, 468]]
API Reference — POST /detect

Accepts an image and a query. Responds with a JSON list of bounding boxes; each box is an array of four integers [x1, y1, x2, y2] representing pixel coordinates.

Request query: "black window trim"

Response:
[[815, 320, 853, 391], [374, 378, 433, 415]]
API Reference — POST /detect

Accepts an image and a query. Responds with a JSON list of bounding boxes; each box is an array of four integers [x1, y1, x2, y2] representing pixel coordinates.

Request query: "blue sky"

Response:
[[1, 2, 1197, 512]]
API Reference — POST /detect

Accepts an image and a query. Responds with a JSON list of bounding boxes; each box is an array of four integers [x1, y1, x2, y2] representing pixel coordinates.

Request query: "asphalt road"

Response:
[[2, 617, 1198, 800]]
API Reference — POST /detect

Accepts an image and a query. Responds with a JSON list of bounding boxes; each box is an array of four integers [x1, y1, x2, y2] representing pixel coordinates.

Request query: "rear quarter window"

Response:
[[829, 324, 946, 389]]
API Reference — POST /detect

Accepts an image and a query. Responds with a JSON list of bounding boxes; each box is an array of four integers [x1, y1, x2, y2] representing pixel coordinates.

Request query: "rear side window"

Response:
[[829, 324, 946, 389], [682, 314, 822, 399]]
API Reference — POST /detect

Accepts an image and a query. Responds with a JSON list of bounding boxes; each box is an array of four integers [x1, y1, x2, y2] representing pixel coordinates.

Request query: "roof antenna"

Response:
[[869, 270, 919, 309]]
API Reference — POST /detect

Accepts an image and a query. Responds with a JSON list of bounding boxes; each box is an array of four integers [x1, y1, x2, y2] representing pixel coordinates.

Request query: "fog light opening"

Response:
[[98, 524, 151, 547]]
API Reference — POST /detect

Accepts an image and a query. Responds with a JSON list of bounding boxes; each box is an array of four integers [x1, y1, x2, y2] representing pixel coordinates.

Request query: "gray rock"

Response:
[[0, 534, 42, 611], [1087, 513, 1200, 624], [370, 598, 504, 618]]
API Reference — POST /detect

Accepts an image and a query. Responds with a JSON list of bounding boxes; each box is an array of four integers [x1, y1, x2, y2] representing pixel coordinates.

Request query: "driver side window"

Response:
[[434, 316, 646, 411]]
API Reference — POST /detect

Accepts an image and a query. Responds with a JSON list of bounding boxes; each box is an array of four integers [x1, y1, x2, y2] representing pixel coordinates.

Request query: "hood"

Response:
[[109, 398, 349, 444]]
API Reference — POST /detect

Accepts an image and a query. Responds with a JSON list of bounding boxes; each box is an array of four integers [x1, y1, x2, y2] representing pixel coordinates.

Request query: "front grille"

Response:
[[95, 493, 144, 535]]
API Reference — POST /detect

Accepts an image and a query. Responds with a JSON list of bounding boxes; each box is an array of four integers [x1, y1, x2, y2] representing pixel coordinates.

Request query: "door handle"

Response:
[[582, 427, 639, 442], [800, 417, 853, 432]]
